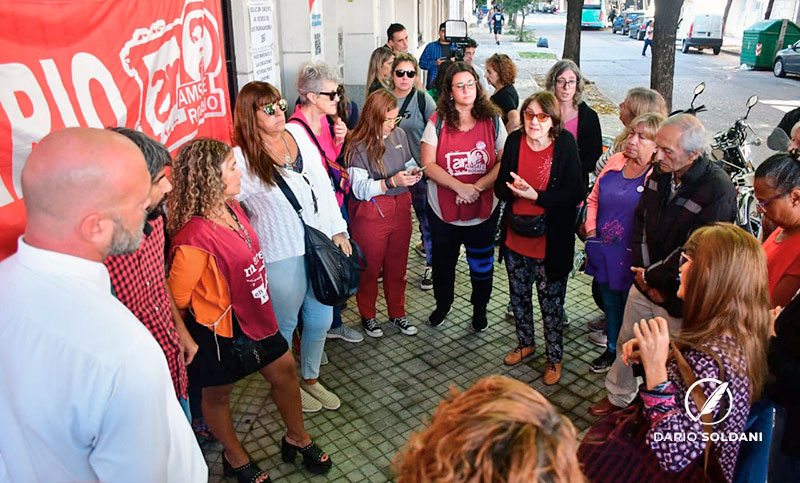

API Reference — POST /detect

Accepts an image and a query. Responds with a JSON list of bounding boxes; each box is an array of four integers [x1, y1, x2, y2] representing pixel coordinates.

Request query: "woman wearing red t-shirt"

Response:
[[494, 91, 583, 385]]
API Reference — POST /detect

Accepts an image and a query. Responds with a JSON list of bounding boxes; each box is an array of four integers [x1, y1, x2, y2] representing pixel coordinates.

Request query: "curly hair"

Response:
[[485, 53, 517, 86], [394, 376, 585, 483], [545, 59, 585, 106], [344, 89, 398, 177], [167, 138, 231, 235], [436, 62, 501, 129]]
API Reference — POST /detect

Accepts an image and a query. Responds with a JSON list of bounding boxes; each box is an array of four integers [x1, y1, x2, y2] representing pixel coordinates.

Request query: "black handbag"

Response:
[[275, 173, 365, 306], [508, 213, 547, 238]]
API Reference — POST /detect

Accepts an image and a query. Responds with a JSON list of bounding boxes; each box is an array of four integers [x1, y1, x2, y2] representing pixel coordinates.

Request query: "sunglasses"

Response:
[[679, 251, 692, 268], [756, 191, 788, 211], [394, 69, 417, 78], [452, 79, 477, 90], [383, 116, 403, 126], [262, 99, 288, 116], [523, 110, 551, 122], [317, 87, 343, 100]]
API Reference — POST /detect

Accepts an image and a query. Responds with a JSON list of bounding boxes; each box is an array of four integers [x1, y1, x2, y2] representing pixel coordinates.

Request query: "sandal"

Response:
[[222, 453, 270, 483], [281, 436, 332, 474]]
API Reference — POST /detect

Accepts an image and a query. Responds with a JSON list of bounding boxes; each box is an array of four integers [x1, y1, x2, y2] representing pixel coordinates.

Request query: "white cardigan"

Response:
[[234, 124, 347, 264]]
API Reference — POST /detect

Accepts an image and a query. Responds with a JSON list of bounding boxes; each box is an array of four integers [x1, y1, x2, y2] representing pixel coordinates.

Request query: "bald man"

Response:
[[0, 128, 208, 482]]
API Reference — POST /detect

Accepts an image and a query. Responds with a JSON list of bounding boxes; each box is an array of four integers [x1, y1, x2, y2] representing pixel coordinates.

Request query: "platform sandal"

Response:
[[222, 453, 270, 483], [281, 436, 332, 474]]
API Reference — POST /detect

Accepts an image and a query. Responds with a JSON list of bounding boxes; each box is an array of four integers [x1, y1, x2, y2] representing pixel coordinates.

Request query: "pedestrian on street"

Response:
[[419, 23, 454, 90], [642, 20, 654, 56], [494, 91, 584, 386], [491, 6, 505, 45]]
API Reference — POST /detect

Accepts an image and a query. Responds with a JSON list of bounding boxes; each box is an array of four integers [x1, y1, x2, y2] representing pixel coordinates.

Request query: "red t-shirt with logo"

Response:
[[506, 139, 553, 259]]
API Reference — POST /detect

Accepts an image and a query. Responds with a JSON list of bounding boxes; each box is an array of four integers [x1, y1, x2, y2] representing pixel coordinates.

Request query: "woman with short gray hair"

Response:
[[545, 59, 602, 188]]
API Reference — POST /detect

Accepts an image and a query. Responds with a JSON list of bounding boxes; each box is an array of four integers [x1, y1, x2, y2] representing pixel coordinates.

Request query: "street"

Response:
[[525, 12, 800, 162]]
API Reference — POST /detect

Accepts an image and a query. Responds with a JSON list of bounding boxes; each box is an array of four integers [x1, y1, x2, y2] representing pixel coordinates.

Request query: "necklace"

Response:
[[264, 132, 292, 165], [209, 205, 253, 252]]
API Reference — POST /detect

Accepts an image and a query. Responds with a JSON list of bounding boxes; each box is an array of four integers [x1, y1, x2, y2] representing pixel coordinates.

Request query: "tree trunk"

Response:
[[764, 0, 775, 19], [722, 0, 734, 32], [563, 0, 585, 66], [651, 0, 684, 110], [519, 11, 526, 41]]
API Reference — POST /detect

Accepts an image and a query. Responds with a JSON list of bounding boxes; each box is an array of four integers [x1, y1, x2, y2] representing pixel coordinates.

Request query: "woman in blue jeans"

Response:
[[583, 113, 663, 373]]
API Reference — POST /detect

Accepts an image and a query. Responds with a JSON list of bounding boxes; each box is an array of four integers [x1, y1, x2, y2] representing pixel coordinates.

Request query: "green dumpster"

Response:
[[741, 19, 800, 69]]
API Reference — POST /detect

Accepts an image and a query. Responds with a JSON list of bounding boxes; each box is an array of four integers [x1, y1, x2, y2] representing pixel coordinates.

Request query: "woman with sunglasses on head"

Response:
[[390, 53, 438, 291], [545, 59, 602, 189], [494, 91, 583, 385], [167, 139, 333, 482], [582, 113, 664, 374], [233, 81, 352, 413], [485, 53, 520, 133], [343, 90, 423, 338], [366, 46, 394, 96], [421, 61, 507, 333], [581, 223, 769, 482]]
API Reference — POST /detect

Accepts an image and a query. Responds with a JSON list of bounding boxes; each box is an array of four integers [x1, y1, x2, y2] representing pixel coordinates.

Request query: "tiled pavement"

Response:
[[203, 236, 608, 482]]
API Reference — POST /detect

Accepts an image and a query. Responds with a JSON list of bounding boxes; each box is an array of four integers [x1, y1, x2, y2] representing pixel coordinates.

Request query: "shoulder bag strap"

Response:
[[274, 172, 304, 223], [672, 344, 717, 472], [289, 117, 328, 162], [397, 89, 416, 119]]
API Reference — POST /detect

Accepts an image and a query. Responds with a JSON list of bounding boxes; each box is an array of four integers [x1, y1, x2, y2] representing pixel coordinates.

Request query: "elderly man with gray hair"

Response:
[[589, 114, 737, 417]]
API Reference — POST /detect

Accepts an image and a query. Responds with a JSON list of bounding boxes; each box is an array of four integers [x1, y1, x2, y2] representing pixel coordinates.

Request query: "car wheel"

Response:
[[713, 46, 721, 55], [682, 39, 689, 53], [774, 58, 786, 77]]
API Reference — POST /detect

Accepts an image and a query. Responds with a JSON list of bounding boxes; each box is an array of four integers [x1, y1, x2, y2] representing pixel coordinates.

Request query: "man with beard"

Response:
[[0, 127, 207, 482], [104, 127, 197, 423]]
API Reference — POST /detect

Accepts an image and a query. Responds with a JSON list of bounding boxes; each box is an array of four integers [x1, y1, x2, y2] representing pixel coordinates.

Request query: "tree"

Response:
[[563, 0, 585, 65], [499, 0, 533, 42], [722, 0, 734, 30], [764, 0, 775, 19], [650, 0, 684, 110]]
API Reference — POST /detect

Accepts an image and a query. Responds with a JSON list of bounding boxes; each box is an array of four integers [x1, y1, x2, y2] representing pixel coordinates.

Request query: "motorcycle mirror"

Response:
[[767, 127, 791, 151], [746, 95, 758, 108], [693, 83, 706, 96]]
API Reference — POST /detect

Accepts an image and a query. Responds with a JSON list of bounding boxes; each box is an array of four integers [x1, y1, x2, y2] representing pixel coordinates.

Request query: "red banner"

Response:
[[0, 0, 233, 259]]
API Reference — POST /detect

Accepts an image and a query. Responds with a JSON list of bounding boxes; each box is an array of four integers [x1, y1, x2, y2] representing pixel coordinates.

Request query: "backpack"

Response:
[[398, 89, 428, 121], [434, 113, 500, 139]]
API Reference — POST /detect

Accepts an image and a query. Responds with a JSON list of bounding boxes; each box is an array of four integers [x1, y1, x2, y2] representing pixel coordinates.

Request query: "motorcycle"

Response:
[[669, 82, 707, 117]]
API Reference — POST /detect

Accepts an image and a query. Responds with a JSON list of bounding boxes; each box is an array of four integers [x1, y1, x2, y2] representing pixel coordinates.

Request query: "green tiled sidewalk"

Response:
[[204, 235, 607, 482]]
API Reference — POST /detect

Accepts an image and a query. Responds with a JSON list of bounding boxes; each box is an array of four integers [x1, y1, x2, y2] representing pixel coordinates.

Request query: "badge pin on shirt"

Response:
[[637, 185, 644, 193]]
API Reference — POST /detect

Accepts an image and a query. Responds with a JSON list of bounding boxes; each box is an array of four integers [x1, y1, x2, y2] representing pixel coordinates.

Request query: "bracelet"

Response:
[[385, 178, 392, 189]]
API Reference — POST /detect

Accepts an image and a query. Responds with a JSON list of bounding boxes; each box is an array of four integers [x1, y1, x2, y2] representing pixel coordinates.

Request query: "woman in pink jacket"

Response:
[[583, 113, 664, 373]]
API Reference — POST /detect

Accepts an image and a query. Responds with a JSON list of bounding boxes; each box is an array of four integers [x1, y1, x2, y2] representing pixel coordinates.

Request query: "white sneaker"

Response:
[[588, 331, 608, 347], [326, 324, 364, 343], [300, 387, 322, 413], [320, 350, 329, 366], [302, 381, 341, 410]]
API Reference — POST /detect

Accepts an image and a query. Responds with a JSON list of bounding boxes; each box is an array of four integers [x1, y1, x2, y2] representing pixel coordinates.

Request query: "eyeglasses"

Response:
[[756, 191, 788, 211], [317, 89, 341, 100], [556, 79, 577, 88], [523, 110, 551, 122], [452, 79, 477, 90], [262, 99, 288, 116], [679, 251, 692, 268], [394, 69, 417, 78], [383, 116, 403, 126]]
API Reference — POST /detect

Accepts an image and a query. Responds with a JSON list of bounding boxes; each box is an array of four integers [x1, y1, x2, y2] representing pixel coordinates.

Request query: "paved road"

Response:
[[526, 12, 800, 163]]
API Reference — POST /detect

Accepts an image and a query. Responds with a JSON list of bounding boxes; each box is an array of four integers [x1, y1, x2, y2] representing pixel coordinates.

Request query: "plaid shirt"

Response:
[[104, 215, 188, 399]]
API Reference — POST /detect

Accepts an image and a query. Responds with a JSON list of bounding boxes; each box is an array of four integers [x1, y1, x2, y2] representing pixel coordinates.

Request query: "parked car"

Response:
[[629, 16, 652, 40], [612, 11, 643, 35], [774, 40, 800, 77], [677, 14, 723, 55]]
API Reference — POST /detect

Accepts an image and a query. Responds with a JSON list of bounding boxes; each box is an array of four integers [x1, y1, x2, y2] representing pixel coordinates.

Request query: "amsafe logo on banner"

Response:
[[0, 0, 232, 259]]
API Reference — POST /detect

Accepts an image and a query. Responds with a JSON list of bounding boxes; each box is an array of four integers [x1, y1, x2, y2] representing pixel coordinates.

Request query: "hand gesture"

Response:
[[633, 317, 671, 370], [391, 171, 423, 188], [333, 117, 347, 146], [506, 172, 538, 201], [455, 183, 481, 204]]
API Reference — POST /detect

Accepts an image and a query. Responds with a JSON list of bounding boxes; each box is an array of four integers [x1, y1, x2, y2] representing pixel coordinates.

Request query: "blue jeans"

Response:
[[596, 282, 628, 352], [178, 396, 191, 423], [734, 399, 774, 483], [267, 256, 332, 380]]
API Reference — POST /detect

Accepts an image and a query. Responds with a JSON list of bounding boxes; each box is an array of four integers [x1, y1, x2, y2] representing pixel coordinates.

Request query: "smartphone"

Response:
[[407, 165, 427, 174]]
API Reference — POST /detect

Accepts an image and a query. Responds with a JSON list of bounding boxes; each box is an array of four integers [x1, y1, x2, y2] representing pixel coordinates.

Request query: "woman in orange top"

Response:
[[167, 139, 332, 482]]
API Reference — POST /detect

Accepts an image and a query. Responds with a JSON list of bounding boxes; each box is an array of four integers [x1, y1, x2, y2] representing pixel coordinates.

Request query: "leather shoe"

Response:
[[588, 396, 623, 416], [503, 345, 535, 365], [543, 362, 562, 385]]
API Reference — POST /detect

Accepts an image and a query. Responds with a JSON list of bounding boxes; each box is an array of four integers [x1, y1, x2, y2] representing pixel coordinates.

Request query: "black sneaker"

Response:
[[471, 308, 488, 333], [420, 266, 433, 290], [389, 317, 418, 335], [590, 350, 616, 374], [361, 317, 384, 338], [427, 307, 449, 327]]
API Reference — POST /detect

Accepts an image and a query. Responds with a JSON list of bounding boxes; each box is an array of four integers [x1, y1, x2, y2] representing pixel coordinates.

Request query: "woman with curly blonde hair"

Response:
[[394, 375, 585, 482], [167, 139, 333, 482]]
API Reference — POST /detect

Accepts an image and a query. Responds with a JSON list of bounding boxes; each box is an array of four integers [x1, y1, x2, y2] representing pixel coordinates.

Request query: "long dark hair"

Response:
[[344, 90, 398, 178], [233, 81, 282, 186], [755, 152, 800, 192], [436, 62, 500, 129]]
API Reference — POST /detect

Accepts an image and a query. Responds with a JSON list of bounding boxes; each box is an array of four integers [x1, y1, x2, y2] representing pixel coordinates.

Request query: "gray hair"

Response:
[[545, 59, 584, 106], [107, 126, 171, 179], [661, 114, 708, 157], [296, 61, 342, 105], [791, 120, 800, 140]]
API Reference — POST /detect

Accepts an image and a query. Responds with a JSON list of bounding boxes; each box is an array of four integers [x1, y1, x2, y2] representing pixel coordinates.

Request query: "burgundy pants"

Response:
[[348, 191, 412, 319]]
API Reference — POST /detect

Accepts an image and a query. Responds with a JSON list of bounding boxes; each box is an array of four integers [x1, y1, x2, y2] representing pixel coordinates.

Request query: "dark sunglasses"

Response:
[[317, 89, 341, 100], [679, 251, 692, 268], [394, 69, 417, 79], [261, 99, 288, 116]]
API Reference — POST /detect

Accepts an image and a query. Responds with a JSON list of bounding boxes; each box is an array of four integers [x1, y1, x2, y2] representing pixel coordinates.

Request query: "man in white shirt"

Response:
[[0, 127, 207, 482]]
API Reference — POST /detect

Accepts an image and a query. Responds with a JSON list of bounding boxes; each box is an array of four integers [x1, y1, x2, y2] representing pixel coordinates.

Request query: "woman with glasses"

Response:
[[167, 139, 333, 482], [485, 53, 520, 133], [754, 152, 800, 308], [494, 91, 583, 385], [390, 53, 437, 291], [366, 46, 394, 95], [545, 59, 602, 189], [582, 113, 664, 374], [343, 90, 423, 338], [232, 81, 351, 413], [421, 61, 507, 333]]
